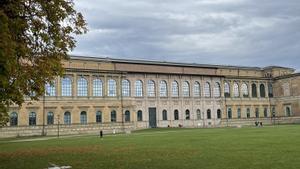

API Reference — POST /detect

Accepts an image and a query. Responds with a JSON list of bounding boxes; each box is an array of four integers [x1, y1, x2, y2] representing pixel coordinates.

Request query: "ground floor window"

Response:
[[47, 112, 54, 125], [64, 111, 71, 124], [196, 109, 201, 120], [80, 111, 87, 124], [227, 108, 232, 119], [255, 108, 259, 118], [285, 106, 292, 117], [217, 109, 221, 119], [111, 110, 117, 122], [264, 108, 268, 118], [125, 110, 130, 122], [96, 111, 102, 123], [207, 109, 211, 119], [246, 108, 251, 118], [174, 110, 179, 120], [10, 112, 18, 126], [185, 109, 190, 120], [137, 110, 143, 121], [162, 110, 167, 120], [237, 108, 241, 119], [29, 112, 36, 126]]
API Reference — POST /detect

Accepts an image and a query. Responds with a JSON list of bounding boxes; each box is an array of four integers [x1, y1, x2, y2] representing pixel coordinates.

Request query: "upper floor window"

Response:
[[183, 81, 190, 97], [233, 82, 239, 97], [260, 84, 266, 98], [147, 80, 155, 97], [172, 81, 179, 97], [193, 81, 200, 97], [283, 82, 290, 96], [241, 83, 249, 97], [224, 82, 230, 97], [135, 80, 143, 97], [61, 77, 72, 96], [93, 79, 103, 96], [45, 82, 56, 96], [252, 83, 257, 97], [122, 79, 130, 97], [10, 112, 18, 126], [108, 79, 117, 96], [214, 82, 221, 97], [204, 82, 211, 97], [77, 77, 88, 96], [159, 80, 167, 97]]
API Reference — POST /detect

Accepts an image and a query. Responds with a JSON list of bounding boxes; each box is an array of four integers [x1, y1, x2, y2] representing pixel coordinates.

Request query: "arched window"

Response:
[[125, 110, 130, 122], [183, 81, 190, 97], [204, 82, 211, 97], [77, 77, 88, 96], [233, 82, 239, 97], [61, 77, 72, 96], [172, 81, 179, 97], [196, 109, 201, 120], [135, 80, 143, 97], [45, 82, 56, 96], [160, 81, 167, 97], [241, 83, 249, 97], [96, 111, 102, 123], [10, 112, 18, 126], [217, 109, 221, 119], [137, 110, 143, 121], [108, 79, 117, 96], [185, 109, 190, 120], [111, 110, 117, 122], [252, 83, 257, 97], [260, 84, 266, 98], [47, 112, 54, 125], [147, 80, 155, 97], [162, 110, 167, 120], [246, 108, 251, 118], [227, 108, 232, 119], [268, 83, 273, 97], [193, 81, 200, 97], [29, 112, 36, 126], [64, 111, 71, 124], [207, 109, 211, 119], [174, 110, 179, 120], [93, 79, 103, 96], [80, 111, 87, 124], [224, 82, 230, 97], [214, 82, 221, 97], [122, 79, 130, 97]]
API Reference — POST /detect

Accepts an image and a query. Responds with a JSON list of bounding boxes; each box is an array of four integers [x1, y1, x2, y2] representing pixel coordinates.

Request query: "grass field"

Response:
[[1, 125, 300, 169]]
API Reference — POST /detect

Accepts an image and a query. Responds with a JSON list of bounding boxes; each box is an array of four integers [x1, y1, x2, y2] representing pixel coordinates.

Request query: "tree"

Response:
[[0, 0, 87, 126]]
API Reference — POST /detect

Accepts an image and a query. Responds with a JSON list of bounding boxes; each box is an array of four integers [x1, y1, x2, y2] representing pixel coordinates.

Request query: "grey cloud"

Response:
[[72, 0, 300, 71]]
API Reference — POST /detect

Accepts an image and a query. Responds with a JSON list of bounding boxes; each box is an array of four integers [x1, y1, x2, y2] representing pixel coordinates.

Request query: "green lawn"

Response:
[[1, 125, 300, 169]]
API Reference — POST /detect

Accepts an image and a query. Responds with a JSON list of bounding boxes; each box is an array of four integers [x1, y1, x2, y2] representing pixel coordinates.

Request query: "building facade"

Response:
[[2, 56, 300, 137]]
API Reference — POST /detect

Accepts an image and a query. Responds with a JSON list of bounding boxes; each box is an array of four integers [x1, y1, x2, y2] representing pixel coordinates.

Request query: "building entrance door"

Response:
[[148, 107, 157, 128]]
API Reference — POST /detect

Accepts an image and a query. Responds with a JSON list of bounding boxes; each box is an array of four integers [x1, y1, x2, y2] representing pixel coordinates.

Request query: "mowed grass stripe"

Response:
[[0, 125, 300, 169]]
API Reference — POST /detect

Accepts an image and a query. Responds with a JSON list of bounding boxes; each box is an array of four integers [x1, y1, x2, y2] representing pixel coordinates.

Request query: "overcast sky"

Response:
[[72, 0, 300, 71]]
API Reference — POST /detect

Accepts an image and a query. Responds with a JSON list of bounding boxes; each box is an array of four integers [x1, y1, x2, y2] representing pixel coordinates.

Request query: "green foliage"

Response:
[[0, 0, 87, 125], [1, 126, 300, 169]]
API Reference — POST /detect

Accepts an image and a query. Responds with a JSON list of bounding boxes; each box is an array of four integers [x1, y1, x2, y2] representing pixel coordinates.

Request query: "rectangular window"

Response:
[[237, 108, 241, 119]]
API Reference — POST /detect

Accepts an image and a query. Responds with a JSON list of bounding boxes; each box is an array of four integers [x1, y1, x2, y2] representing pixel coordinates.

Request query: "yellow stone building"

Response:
[[1, 55, 300, 137]]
